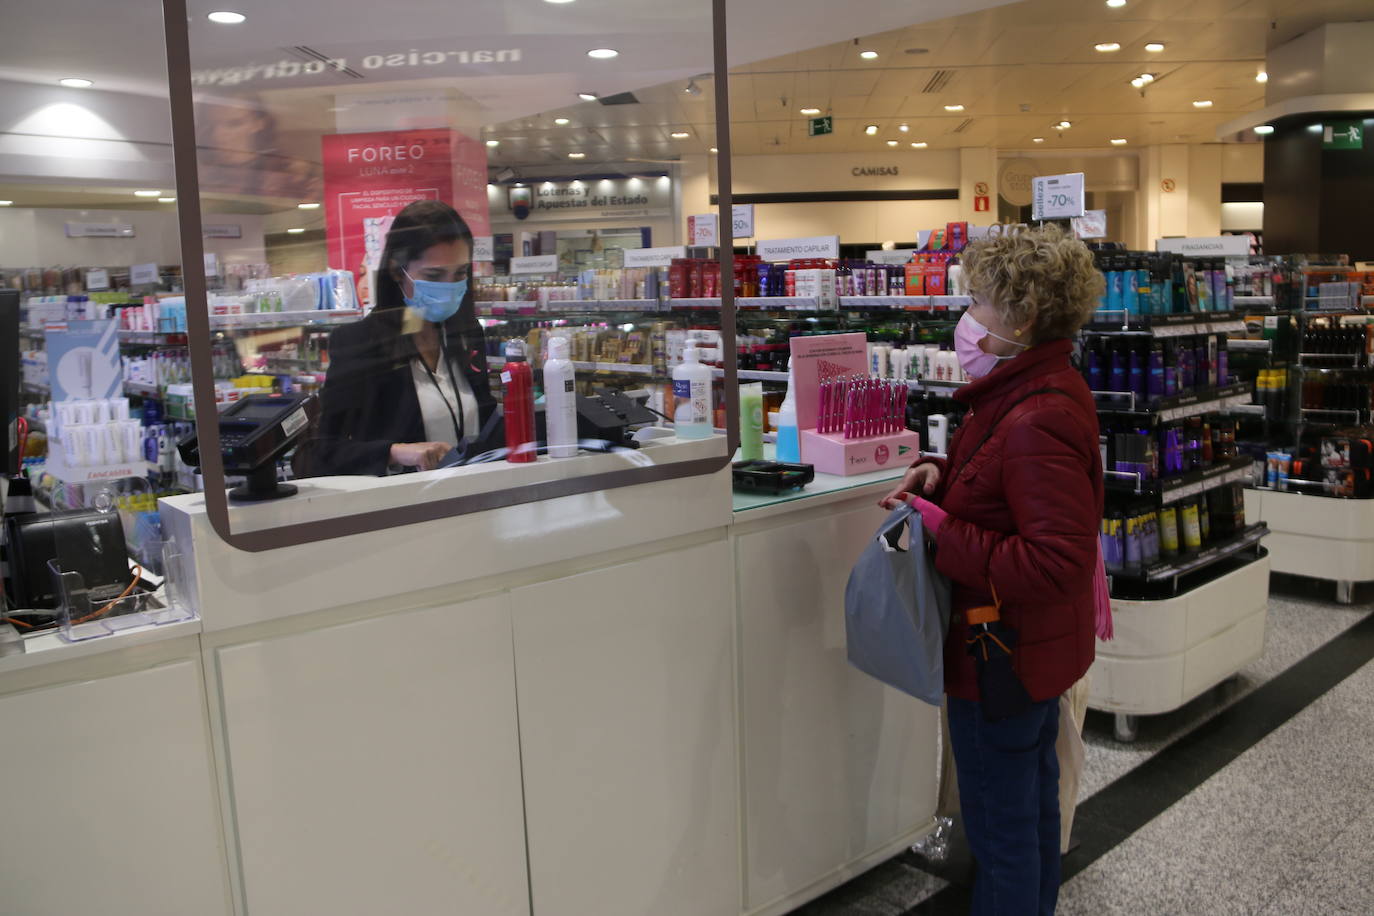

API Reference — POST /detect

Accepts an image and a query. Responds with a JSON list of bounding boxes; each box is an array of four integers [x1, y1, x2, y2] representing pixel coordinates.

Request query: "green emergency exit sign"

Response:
[[1323, 121, 1363, 150], [808, 116, 833, 137]]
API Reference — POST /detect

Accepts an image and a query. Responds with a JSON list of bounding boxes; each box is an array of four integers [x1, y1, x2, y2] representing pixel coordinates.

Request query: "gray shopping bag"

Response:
[[844, 504, 951, 705]]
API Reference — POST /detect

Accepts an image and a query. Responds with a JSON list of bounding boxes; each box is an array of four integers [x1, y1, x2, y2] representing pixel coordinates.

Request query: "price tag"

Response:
[[1031, 172, 1085, 220], [1071, 209, 1107, 239], [687, 214, 718, 247], [85, 268, 110, 291], [472, 236, 494, 262]]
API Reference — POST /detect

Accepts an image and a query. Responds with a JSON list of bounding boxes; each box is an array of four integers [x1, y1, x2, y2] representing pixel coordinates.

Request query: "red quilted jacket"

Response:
[[917, 338, 1103, 703]]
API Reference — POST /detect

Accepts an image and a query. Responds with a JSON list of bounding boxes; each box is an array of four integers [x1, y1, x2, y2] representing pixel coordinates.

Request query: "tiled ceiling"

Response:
[[485, 0, 1374, 165]]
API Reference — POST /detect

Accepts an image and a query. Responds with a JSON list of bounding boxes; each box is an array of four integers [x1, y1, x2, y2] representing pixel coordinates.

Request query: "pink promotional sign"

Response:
[[322, 129, 490, 295], [787, 332, 870, 430]]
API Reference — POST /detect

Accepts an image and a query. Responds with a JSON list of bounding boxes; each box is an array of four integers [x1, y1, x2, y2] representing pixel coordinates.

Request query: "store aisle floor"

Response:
[[794, 588, 1374, 916]]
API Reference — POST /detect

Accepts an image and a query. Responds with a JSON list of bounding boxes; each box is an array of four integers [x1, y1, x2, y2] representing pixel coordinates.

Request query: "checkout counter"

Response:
[[0, 438, 938, 916]]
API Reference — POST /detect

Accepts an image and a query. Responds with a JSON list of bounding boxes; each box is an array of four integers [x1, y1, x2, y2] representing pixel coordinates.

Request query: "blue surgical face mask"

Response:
[[402, 268, 467, 323]]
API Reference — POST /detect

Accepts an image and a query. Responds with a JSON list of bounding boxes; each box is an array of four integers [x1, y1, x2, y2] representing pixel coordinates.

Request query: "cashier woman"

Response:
[[294, 201, 503, 476]]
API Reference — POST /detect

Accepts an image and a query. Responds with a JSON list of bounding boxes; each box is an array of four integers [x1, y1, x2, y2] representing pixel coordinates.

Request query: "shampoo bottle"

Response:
[[739, 382, 765, 461], [672, 340, 713, 439], [543, 337, 578, 458]]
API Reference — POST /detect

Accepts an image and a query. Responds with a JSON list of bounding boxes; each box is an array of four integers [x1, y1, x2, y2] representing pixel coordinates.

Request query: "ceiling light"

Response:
[[1056, 121, 1072, 129], [1110, 138, 1128, 145], [544, 0, 576, 4], [1138, 73, 1155, 83], [899, 123, 910, 132], [709, 147, 718, 153], [670, 131, 690, 139], [287, 228, 306, 234], [1254, 124, 1275, 135], [1094, 42, 1121, 52], [1032, 137, 1045, 143], [207, 11, 246, 24], [864, 124, 879, 135], [1131, 77, 1145, 89], [800, 107, 821, 116], [568, 152, 586, 159], [587, 48, 619, 59], [0, 200, 11, 206], [577, 92, 598, 101], [58, 78, 93, 88], [859, 50, 879, 60], [554, 117, 570, 125], [1144, 42, 1165, 52], [911, 141, 928, 148], [157, 196, 176, 202], [944, 104, 965, 112], [886, 140, 898, 146], [683, 79, 702, 96], [485, 139, 500, 147], [1256, 71, 1268, 84], [1193, 99, 1213, 108], [133, 190, 161, 197], [1106, 0, 1126, 7], [297, 202, 320, 209]]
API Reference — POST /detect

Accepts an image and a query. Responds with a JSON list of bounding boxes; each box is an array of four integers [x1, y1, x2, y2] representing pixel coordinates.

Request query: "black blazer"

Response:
[[295, 305, 503, 477]]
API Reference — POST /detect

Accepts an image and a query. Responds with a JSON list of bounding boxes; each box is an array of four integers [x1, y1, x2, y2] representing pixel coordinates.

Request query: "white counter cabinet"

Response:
[[2, 443, 934, 915]]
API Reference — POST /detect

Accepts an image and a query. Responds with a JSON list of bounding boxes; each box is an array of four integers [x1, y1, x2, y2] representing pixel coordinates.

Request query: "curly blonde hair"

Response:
[[960, 224, 1105, 342]]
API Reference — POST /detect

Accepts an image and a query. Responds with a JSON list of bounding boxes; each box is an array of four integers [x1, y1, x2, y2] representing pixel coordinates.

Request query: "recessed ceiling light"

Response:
[[1131, 77, 1145, 88], [1254, 125, 1275, 135], [1193, 99, 1213, 108], [554, 117, 570, 125], [899, 124, 910, 132], [670, 131, 691, 139], [58, 78, 93, 88], [1032, 137, 1045, 143], [577, 92, 599, 101], [287, 228, 306, 234], [911, 141, 928, 149], [1144, 42, 1165, 52], [1138, 73, 1155, 83], [0, 200, 13, 206], [864, 124, 879, 135], [157, 196, 176, 202], [297, 202, 320, 210], [1106, 0, 1126, 7], [544, 0, 576, 3], [568, 152, 586, 159], [944, 104, 965, 112], [708, 147, 718, 153], [799, 107, 821, 115], [860, 50, 879, 60], [1110, 138, 1128, 145], [133, 190, 161, 197], [207, 11, 246, 24], [1094, 42, 1121, 52], [886, 140, 899, 146], [1256, 71, 1269, 84], [485, 139, 500, 147], [587, 48, 618, 60]]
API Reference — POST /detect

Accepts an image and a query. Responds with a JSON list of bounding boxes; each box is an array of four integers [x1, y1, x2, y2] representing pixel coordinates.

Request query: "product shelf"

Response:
[[1086, 311, 1247, 338], [838, 295, 972, 310], [1094, 381, 1253, 421], [1104, 455, 1253, 503], [711, 368, 789, 382], [117, 310, 362, 343], [908, 378, 967, 393], [1113, 522, 1269, 583], [1233, 296, 1277, 307], [123, 381, 162, 399], [1226, 338, 1273, 352]]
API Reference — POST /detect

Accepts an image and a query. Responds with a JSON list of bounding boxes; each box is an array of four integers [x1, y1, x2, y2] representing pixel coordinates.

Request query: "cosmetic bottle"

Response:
[[1159, 505, 1180, 558], [543, 337, 578, 459], [774, 366, 801, 463], [1105, 257, 1124, 315], [503, 340, 537, 463], [740, 382, 765, 461], [1147, 341, 1165, 400], [1122, 257, 1140, 316], [1109, 341, 1127, 392], [1085, 338, 1104, 391], [672, 340, 714, 439], [1129, 343, 1145, 400], [926, 413, 949, 455], [1135, 261, 1152, 315]]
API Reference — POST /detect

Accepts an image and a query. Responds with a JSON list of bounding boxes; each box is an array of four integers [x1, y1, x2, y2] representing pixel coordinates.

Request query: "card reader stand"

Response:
[[178, 393, 319, 503]]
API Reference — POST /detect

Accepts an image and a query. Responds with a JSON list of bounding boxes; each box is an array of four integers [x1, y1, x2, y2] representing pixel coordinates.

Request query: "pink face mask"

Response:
[[954, 312, 1028, 379]]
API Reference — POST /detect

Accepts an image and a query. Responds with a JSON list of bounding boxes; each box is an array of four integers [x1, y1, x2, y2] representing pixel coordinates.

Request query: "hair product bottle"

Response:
[[503, 339, 537, 463], [543, 337, 578, 459]]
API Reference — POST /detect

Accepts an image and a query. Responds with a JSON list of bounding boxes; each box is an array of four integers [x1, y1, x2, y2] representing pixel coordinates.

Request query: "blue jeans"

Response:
[[948, 696, 1061, 916]]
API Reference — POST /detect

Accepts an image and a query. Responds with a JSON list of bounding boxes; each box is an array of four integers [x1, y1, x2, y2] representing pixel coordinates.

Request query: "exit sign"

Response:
[[808, 116, 833, 137], [1323, 121, 1364, 150]]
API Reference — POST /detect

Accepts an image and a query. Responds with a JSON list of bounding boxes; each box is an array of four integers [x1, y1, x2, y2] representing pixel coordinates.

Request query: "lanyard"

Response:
[[421, 332, 464, 443]]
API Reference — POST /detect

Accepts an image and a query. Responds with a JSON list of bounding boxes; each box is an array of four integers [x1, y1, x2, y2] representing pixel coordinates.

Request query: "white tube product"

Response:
[[672, 340, 713, 440], [543, 337, 578, 459], [926, 414, 949, 455]]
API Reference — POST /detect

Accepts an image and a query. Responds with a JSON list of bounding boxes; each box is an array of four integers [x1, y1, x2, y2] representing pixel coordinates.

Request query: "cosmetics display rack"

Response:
[[478, 295, 972, 316]]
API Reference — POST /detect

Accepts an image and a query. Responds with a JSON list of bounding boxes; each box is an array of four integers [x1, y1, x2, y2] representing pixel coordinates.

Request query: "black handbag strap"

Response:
[[960, 387, 1071, 468]]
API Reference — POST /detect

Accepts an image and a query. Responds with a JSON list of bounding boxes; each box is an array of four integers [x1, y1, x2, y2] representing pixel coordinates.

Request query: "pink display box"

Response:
[[800, 428, 922, 476]]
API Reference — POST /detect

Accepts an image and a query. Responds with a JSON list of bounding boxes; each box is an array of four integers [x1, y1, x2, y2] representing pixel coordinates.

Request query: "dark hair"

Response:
[[373, 200, 475, 313]]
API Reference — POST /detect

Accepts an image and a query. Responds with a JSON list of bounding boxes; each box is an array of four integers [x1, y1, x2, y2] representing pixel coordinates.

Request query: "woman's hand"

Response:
[[879, 463, 941, 510], [390, 441, 451, 471]]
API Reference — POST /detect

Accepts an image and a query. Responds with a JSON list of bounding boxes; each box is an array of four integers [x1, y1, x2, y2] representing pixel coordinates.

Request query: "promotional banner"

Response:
[[46, 319, 122, 402], [323, 128, 490, 299], [494, 177, 673, 223]]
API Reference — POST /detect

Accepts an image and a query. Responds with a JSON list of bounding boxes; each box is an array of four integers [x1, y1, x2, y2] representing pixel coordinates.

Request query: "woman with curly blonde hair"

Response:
[[881, 225, 1105, 915]]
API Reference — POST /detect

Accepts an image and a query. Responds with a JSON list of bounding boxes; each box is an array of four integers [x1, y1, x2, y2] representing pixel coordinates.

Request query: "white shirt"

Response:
[[410, 353, 479, 446]]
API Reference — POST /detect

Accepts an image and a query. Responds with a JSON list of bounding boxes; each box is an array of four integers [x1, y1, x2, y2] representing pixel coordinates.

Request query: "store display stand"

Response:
[[1246, 487, 1374, 603]]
